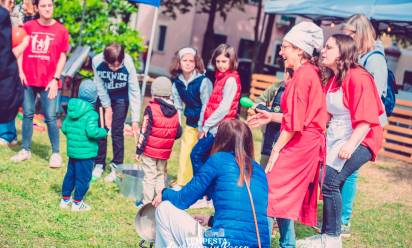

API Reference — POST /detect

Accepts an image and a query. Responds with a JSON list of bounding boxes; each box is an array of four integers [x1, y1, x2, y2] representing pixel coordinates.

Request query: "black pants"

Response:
[[96, 99, 129, 169]]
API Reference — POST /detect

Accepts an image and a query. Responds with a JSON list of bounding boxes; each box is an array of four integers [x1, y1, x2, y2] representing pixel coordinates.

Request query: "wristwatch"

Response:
[[54, 77, 59, 81]]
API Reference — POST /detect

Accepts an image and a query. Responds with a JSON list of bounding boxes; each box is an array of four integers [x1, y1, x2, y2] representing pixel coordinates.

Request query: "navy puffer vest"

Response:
[[173, 75, 205, 128]]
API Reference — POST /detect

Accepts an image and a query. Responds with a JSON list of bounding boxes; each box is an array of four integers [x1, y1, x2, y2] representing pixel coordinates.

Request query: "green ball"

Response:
[[240, 97, 254, 108]]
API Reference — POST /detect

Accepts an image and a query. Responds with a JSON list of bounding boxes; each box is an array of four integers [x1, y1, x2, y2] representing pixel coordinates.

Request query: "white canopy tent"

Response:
[[264, 0, 412, 37]]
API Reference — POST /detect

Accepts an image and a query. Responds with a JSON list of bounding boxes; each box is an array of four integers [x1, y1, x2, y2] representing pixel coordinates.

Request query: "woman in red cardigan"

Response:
[[248, 21, 327, 247], [298, 34, 383, 247]]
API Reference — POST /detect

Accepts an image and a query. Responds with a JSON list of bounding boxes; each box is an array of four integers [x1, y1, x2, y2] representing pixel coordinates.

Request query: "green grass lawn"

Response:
[[1, 126, 411, 247]]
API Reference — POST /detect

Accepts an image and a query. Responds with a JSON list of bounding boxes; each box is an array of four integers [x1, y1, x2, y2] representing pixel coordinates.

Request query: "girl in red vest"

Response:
[[248, 22, 327, 247], [190, 44, 242, 176]]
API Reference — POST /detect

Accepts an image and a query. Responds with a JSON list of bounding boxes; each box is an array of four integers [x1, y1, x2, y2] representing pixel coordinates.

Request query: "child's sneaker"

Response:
[[59, 198, 71, 209], [49, 153, 63, 168], [92, 164, 104, 179], [104, 162, 118, 183], [135, 200, 144, 208], [10, 149, 31, 162], [71, 201, 91, 212]]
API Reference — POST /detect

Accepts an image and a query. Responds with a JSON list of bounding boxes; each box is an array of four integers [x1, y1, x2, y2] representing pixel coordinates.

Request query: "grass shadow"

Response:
[[376, 158, 412, 184], [8, 144, 21, 153], [6, 139, 50, 161], [30, 140, 52, 160], [50, 183, 62, 196]]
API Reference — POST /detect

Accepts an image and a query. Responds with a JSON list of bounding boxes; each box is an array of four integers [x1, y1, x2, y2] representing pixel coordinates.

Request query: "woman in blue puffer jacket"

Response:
[[152, 119, 270, 248]]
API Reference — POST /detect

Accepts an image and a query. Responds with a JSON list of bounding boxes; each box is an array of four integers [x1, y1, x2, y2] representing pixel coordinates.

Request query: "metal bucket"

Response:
[[114, 164, 144, 201]]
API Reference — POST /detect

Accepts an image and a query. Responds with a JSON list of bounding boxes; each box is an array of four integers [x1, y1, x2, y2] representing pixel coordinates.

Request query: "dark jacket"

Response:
[[162, 152, 270, 248], [0, 7, 23, 123]]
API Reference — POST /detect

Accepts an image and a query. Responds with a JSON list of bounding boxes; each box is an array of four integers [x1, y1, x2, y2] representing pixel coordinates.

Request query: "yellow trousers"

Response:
[[176, 126, 198, 186]]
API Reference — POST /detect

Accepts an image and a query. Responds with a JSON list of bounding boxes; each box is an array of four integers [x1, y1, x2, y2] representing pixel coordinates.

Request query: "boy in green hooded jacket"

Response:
[[60, 79, 107, 211]]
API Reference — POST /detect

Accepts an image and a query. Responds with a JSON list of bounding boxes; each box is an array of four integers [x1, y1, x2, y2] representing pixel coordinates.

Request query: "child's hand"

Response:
[[198, 131, 207, 139], [152, 192, 163, 207], [135, 154, 141, 162], [104, 107, 113, 129]]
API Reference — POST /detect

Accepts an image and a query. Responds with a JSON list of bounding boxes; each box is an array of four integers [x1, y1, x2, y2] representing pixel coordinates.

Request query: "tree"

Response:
[[251, 0, 262, 73], [53, 0, 144, 62], [254, 13, 275, 73], [161, 0, 248, 63]]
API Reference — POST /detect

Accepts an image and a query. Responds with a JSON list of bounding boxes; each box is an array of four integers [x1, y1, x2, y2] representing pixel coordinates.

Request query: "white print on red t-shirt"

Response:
[[28, 31, 55, 61]]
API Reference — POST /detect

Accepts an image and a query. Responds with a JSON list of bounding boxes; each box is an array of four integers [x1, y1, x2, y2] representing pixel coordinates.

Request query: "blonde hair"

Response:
[[343, 14, 376, 56]]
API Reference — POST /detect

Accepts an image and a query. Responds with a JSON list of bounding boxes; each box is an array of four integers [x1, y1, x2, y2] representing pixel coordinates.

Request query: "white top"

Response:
[[326, 82, 354, 172]]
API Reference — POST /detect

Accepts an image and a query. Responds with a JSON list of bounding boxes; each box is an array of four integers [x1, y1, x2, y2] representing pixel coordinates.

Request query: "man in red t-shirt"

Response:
[[11, 0, 69, 168]]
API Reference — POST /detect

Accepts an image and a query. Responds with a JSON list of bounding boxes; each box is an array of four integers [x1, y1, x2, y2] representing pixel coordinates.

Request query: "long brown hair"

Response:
[[210, 119, 254, 185], [169, 47, 205, 78], [321, 34, 358, 86], [210, 43, 238, 71]]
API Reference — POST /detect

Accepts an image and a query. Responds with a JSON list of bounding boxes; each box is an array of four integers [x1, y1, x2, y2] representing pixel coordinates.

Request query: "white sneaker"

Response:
[[10, 149, 31, 162], [49, 153, 63, 168], [71, 201, 91, 212], [59, 199, 71, 209], [104, 163, 118, 183], [341, 223, 351, 238], [296, 234, 342, 248], [92, 164, 104, 179], [322, 234, 342, 248], [296, 235, 323, 248]]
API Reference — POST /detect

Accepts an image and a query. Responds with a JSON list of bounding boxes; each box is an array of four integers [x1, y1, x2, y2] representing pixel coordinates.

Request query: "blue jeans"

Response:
[[22, 86, 59, 153], [341, 170, 358, 225], [62, 158, 94, 201], [0, 119, 17, 142], [268, 217, 295, 248], [321, 145, 371, 236], [190, 132, 215, 175]]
